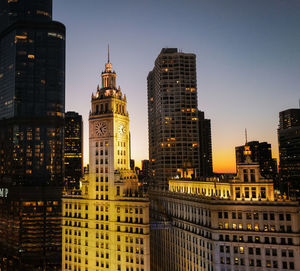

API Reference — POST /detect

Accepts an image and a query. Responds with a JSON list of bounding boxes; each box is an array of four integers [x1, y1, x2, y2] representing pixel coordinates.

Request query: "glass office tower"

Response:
[[0, 0, 65, 269]]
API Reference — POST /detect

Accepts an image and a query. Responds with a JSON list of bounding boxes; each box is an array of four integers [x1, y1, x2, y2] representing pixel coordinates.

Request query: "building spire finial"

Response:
[[108, 44, 110, 64], [245, 128, 248, 144]]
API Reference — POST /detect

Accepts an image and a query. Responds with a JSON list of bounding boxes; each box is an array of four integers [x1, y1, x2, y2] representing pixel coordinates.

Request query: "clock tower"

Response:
[[89, 53, 130, 190], [62, 51, 150, 271]]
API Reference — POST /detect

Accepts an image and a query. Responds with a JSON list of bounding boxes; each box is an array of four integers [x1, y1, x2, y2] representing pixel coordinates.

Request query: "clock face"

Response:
[[95, 122, 107, 136], [118, 123, 126, 135]]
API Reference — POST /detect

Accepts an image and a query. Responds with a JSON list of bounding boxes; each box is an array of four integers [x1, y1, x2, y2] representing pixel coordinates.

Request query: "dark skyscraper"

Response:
[[0, 0, 53, 33], [278, 108, 300, 198], [198, 110, 213, 177], [64, 111, 83, 188], [0, 0, 65, 269], [235, 141, 277, 181], [147, 48, 212, 188], [141, 159, 150, 177]]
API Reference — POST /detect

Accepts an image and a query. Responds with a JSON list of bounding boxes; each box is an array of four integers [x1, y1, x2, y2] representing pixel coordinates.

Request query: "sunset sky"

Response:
[[53, 0, 300, 173]]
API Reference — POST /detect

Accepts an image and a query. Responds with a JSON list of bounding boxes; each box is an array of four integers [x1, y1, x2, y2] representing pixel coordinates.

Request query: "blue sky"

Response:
[[53, 0, 300, 172]]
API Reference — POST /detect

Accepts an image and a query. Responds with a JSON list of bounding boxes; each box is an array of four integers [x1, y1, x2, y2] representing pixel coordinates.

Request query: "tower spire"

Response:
[[102, 47, 116, 88], [245, 128, 248, 144]]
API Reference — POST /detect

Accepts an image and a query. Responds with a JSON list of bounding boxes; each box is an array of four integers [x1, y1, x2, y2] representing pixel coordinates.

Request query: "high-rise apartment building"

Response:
[[236, 141, 277, 180], [0, 0, 65, 269], [147, 48, 212, 189], [62, 56, 150, 271], [150, 146, 300, 271], [65, 111, 83, 188], [278, 109, 300, 198]]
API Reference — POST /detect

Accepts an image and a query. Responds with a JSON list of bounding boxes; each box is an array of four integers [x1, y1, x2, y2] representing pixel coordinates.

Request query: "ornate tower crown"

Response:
[[91, 47, 127, 103], [100, 45, 117, 90]]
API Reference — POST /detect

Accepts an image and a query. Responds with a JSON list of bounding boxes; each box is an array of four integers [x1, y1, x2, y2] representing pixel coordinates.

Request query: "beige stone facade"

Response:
[[150, 148, 300, 271], [62, 57, 150, 271]]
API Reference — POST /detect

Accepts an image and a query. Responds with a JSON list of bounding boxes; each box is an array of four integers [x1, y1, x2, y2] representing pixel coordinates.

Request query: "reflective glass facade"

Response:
[[0, 0, 52, 33], [0, 17, 65, 187], [0, 0, 65, 269]]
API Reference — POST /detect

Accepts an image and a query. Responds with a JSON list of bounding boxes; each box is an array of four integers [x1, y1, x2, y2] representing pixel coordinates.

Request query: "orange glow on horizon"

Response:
[[84, 146, 278, 174], [212, 148, 236, 173]]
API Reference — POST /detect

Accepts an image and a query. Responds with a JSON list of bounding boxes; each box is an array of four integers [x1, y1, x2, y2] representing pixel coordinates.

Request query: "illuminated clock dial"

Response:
[[118, 123, 126, 135], [95, 122, 107, 136]]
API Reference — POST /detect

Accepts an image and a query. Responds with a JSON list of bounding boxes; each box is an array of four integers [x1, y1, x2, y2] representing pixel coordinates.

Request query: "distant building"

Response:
[[198, 110, 213, 177], [135, 166, 141, 175], [65, 111, 83, 188], [0, 0, 65, 269], [150, 146, 300, 271], [278, 109, 300, 198], [130, 159, 135, 170], [141, 159, 150, 178], [147, 48, 213, 189], [62, 56, 150, 271], [236, 141, 277, 181]]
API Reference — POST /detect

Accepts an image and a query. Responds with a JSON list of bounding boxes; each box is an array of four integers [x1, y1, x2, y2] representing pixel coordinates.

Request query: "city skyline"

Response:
[[1, 1, 300, 270], [53, 0, 300, 172]]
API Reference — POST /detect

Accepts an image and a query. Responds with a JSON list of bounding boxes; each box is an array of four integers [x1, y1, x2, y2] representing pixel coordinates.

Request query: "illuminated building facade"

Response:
[[0, 0, 65, 269], [62, 56, 150, 271], [147, 48, 212, 189], [150, 147, 300, 271], [278, 109, 300, 198], [65, 111, 83, 188]]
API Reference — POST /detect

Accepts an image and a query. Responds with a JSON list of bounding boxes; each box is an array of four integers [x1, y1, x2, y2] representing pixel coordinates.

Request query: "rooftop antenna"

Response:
[[245, 128, 248, 144], [107, 44, 110, 63]]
